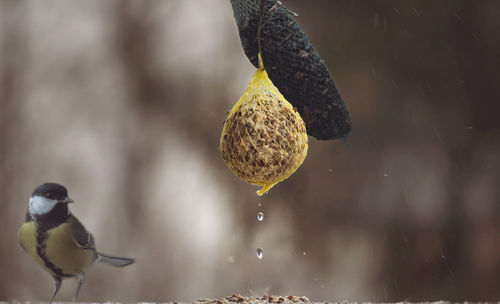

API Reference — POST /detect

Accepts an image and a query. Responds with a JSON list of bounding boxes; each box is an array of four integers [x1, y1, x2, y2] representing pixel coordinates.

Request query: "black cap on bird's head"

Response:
[[32, 183, 73, 203]]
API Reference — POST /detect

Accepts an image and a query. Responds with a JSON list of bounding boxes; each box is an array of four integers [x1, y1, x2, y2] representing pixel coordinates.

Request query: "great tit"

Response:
[[18, 183, 134, 303]]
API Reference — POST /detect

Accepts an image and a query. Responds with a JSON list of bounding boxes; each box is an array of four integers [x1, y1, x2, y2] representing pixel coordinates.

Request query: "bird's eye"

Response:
[[45, 193, 51, 198]]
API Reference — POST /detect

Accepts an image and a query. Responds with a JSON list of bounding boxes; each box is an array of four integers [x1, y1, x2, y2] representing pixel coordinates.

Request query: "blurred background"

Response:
[[1, 0, 500, 302]]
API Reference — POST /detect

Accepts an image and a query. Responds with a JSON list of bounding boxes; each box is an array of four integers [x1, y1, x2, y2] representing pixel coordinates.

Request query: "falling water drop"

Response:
[[256, 248, 263, 260], [257, 212, 264, 221]]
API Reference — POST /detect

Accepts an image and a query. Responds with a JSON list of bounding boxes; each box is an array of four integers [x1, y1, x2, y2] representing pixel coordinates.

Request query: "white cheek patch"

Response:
[[29, 196, 58, 215]]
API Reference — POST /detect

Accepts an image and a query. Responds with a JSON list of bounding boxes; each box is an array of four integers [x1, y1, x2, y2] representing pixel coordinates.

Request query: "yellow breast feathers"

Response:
[[18, 219, 96, 277]]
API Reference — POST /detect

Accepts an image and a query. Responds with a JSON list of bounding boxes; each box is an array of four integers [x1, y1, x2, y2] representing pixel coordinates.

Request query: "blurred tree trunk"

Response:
[[0, 0, 26, 297], [113, 1, 175, 297]]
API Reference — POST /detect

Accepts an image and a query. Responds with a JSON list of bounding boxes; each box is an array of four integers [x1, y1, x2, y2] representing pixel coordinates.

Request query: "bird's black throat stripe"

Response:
[[34, 203, 72, 278], [35, 227, 68, 278]]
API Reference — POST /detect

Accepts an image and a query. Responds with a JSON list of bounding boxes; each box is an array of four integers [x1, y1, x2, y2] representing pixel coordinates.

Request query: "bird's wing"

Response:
[[68, 214, 96, 250]]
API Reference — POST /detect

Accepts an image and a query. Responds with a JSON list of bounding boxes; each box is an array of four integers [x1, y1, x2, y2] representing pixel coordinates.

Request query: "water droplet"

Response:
[[257, 212, 264, 221], [256, 248, 263, 260], [258, 202, 262, 207], [302, 251, 307, 256], [328, 168, 333, 172], [383, 173, 388, 177]]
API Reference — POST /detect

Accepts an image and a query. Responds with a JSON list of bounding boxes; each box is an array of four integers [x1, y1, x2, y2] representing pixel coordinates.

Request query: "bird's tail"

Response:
[[97, 253, 134, 267]]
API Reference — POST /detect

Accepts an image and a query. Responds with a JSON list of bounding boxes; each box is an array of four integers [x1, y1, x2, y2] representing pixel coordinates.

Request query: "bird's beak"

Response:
[[61, 196, 74, 204]]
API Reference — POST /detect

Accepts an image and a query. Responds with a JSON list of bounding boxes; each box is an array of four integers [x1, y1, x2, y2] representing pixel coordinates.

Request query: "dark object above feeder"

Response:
[[229, 0, 352, 141]]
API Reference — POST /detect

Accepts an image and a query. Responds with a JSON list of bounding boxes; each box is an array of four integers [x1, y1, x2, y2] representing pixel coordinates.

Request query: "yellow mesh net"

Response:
[[220, 54, 308, 196]]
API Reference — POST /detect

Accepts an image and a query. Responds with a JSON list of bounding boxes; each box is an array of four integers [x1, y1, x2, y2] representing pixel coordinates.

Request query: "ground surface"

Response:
[[4, 294, 500, 304]]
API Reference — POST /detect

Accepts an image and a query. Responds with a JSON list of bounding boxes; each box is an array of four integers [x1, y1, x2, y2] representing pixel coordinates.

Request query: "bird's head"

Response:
[[29, 183, 73, 216]]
